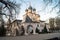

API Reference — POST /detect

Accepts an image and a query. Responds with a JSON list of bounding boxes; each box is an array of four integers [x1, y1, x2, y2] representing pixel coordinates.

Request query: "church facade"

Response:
[[6, 5, 45, 36]]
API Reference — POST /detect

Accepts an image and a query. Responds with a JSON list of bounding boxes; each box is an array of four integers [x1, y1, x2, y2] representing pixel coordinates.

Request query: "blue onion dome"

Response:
[[28, 5, 32, 10], [33, 8, 36, 11]]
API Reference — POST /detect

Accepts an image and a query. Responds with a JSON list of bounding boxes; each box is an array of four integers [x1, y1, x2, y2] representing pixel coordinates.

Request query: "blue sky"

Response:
[[15, 0, 59, 21], [4, 0, 59, 21]]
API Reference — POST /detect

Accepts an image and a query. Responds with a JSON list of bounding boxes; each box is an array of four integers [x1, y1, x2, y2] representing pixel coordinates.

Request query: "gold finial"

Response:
[[29, 1, 31, 6]]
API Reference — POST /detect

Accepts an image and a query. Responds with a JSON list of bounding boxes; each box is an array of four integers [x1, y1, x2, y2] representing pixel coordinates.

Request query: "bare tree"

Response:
[[0, 0, 21, 20], [42, 0, 60, 17], [0, 0, 22, 36]]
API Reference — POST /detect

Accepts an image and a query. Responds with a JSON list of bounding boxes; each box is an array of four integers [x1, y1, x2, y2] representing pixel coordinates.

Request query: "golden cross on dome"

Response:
[[29, 1, 31, 6]]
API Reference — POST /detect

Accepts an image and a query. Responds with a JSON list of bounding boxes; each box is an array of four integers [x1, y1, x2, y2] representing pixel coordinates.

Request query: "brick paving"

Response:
[[0, 33, 60, 40]]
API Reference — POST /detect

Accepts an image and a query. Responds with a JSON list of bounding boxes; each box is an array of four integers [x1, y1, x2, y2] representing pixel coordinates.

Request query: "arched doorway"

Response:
[[36, 24, 40, 33], [27, 25, 33, 34]]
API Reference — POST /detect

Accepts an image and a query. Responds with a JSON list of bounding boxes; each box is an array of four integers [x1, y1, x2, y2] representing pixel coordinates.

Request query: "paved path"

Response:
[[0, 33, 60, 40]]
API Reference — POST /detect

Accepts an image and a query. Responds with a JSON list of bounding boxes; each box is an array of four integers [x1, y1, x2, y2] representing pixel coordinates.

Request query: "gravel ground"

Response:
[[0, 33, 60, 40]]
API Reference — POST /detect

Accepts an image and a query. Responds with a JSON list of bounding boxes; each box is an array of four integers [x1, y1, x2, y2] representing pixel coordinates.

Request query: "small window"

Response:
[[37, 24, 39, 27]]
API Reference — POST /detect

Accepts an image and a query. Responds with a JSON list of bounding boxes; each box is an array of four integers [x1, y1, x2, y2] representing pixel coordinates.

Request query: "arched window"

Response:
[[37, 24, 39, 27], [27, 25, 33, 34]]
